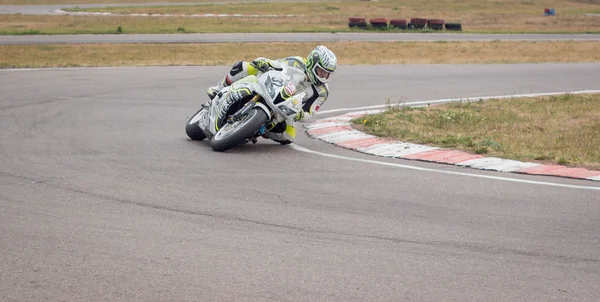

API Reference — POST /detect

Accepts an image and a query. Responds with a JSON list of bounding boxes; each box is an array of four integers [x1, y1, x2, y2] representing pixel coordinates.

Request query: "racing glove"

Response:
[[250, 58, 282, 72]]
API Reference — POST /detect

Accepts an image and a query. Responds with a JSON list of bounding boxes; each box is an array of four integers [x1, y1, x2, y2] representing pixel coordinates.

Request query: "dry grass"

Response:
[[0, 14, 335, 34], [1, 41, 600, 68], [352, 93, 600, 170], [0, 0, 209, 4], [2, 0, 600, 34]]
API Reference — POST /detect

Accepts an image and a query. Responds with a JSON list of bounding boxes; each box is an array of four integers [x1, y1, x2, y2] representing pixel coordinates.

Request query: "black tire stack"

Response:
[[445, 22, 462, 31]]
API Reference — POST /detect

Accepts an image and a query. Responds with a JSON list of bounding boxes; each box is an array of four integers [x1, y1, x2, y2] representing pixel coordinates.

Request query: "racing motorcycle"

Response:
[[185, 64, 307, 152]]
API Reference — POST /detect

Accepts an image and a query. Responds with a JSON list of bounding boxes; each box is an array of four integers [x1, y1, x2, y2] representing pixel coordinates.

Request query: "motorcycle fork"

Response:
[[229, 95, 263, 122]]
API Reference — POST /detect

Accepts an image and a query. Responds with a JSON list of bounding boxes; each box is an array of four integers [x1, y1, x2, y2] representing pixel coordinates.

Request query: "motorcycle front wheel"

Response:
[[210, 108, 268, 152]]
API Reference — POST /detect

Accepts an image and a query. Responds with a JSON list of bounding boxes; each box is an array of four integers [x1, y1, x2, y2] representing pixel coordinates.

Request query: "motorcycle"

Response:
[[185, 64, 307, 152]]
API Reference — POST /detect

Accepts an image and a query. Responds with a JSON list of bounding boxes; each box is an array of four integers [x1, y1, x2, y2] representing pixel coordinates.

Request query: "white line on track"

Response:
[[303, 89, 600, 191], [290, 144, 600, 191]]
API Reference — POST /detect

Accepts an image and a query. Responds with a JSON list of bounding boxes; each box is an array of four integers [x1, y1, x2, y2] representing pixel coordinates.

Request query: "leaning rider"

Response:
[[205, 45, 337, 144]]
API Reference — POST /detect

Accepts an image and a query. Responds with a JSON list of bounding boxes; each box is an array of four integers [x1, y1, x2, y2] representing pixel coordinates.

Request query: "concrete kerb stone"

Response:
[[357, 142, 440, 158], [456, 157, 540, 172], [304, 111, 600, 183]]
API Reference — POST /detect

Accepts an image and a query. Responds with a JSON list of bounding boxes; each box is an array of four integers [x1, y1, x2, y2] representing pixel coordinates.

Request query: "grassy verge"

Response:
[[2, 41, 600, 68], [2, 0, 600, 34], [351, 93, 600, 170]]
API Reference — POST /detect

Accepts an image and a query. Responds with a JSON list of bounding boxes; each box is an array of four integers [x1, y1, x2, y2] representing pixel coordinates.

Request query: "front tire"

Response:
[[210, 108, 268, 152], [185, 107, 207, 141]]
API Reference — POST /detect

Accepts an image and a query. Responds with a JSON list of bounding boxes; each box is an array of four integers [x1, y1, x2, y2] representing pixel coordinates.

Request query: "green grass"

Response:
[[351, 93, 600, 170]]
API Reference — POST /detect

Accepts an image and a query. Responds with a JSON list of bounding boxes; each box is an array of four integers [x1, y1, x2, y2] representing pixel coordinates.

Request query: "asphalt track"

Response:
[[2, 3, 600, 301], [2, 63, 600, 301]]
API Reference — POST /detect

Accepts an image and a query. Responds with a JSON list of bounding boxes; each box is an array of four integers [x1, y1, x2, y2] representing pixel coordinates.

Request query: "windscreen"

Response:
[[258, 66, 305, 104]]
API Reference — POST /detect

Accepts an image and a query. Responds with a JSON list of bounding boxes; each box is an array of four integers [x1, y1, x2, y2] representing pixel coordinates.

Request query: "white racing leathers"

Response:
[[216, 55, 330, 143]]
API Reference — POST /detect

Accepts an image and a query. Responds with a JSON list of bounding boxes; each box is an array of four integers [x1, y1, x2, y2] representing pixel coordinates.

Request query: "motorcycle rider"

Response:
[[205, 45, 337, 144]]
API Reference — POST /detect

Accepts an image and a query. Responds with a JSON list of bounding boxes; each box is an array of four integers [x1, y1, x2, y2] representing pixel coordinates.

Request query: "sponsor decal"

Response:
[[265, 75, 284, 99], [216, 95, 237, 123], [265, 76, 276, 99], [285, 82, 296, 95]]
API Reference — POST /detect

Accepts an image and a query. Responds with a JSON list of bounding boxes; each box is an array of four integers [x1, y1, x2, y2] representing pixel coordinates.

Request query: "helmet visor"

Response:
[[315, 65, 331, 82]]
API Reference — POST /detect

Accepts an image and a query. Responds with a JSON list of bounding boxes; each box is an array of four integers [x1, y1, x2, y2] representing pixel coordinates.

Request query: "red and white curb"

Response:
[[305, 110, 600, 182], [54, 9, 297, 18]]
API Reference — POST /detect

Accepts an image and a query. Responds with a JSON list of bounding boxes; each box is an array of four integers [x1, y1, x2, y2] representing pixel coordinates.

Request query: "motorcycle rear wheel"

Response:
[[210, 108, 268, 152], [185, 107, 207, 141]]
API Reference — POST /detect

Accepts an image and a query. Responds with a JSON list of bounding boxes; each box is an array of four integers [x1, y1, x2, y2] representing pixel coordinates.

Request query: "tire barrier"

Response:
[[369, 18, 388, 28], [445, 22, 462, 31], [427, 19, 445, 30], [348, 17, 368, 28], [389, 19, 407, 29], [409, 17, 427, 29], [349, 17, 461, 31]]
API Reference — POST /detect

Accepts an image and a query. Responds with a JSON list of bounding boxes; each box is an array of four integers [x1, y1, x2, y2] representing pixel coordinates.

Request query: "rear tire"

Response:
[[277, 140, 292, 145], [185, 107, 207, 141], [210, 108, 268, 152]]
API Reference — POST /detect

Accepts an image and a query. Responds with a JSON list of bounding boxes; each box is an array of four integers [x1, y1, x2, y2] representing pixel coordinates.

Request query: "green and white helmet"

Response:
[[306, 45, 337, 86]]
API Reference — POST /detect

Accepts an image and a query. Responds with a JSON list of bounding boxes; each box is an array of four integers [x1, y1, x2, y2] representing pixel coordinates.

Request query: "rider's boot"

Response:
[[206, 80, 226, 100]]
